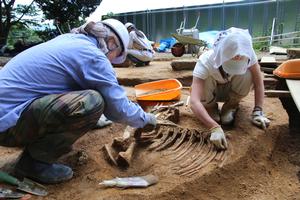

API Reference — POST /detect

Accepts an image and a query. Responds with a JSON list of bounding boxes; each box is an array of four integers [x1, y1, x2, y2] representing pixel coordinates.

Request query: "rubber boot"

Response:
[[127, 54, 145, 67], [221, 92, 243, 125], [15, 150, 73, 184], [205, 103, 220, 123]]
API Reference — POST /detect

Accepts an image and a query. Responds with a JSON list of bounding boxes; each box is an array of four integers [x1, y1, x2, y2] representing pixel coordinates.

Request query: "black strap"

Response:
[[253, 106, 263, 111], [219, 66, 229, 82]]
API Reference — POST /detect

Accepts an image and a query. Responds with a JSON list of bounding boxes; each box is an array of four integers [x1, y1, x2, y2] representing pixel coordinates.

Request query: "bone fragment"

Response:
[[102, 144, 118, 166], [116, 141, 137, 168], [151, 101, 184, 113]]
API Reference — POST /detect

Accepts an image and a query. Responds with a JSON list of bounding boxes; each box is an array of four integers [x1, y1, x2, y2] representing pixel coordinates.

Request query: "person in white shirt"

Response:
[[125, 22, 154, 67], [190, 27, 270, 150]]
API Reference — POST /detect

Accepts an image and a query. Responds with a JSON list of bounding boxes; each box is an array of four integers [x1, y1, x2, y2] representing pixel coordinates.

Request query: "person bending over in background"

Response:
[[190, 27, 270, 150], [0, 19, 156, 184], [125, 22, 155, 67]]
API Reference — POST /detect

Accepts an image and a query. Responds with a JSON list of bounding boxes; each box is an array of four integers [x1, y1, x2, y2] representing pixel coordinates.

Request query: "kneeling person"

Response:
[[0, 19, 156, 184], [190, 27, 270, 150], [125, 22, 154, 67]]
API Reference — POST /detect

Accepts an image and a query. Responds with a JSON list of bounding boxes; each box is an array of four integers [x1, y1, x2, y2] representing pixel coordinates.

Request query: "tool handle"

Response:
[[0, 171, 19, 186]]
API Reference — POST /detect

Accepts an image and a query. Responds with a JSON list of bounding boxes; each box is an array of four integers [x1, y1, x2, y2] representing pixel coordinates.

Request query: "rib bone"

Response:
[[172, 132, 205, 170], [179, 142, 218, 176], [171, 130, 198, 161], [154, 128, 180, 151], [148, 128, 172, 151], [166, 129, 189, 153]]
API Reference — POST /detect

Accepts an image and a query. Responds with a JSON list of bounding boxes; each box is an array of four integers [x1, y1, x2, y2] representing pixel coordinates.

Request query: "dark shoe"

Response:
[[15, 151, 73, 184], [135, 62, 145, 67], [144, 61, 150, 66]]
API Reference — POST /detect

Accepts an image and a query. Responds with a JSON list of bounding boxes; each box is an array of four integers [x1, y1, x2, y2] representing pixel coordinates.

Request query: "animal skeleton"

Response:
[[139, 125, 228, 176], [102, 101, 229, 176]]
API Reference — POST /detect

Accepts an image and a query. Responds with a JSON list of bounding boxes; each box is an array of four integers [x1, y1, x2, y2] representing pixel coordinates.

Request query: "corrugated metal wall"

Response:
[[112, 0, 299, 42]]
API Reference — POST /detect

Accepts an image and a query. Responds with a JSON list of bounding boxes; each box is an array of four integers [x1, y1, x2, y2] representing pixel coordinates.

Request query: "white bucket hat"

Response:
[[125, 22, 134, 29], [213, 27, 253, 75]]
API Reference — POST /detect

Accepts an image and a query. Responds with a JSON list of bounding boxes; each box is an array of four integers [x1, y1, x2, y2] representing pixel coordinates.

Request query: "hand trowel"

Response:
[[0, 171, 47, 196]]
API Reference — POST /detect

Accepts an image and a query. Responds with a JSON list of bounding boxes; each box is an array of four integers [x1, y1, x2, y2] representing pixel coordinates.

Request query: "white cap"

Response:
[[222, 56, 249, 75], [125, 22, 134, 29], [102, 19, 129, 64]]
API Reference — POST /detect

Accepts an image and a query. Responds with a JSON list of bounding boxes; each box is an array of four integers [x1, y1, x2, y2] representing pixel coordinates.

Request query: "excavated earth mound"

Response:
[[1, 92, 299, 200]]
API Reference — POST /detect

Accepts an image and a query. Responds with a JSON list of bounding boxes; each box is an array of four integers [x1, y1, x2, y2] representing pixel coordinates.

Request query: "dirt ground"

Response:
[[0, 53, 300, 200]]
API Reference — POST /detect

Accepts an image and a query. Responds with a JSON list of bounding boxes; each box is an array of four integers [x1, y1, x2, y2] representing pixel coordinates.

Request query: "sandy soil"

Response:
[[0, 54, 300, 200]]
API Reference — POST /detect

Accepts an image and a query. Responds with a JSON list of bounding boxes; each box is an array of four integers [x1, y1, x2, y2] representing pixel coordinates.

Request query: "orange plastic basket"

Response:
[[135, 79, 182, 101], [273, 59, 300, 79]]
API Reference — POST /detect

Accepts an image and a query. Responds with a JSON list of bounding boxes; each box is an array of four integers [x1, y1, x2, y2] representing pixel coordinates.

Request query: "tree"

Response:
[[102, 12, 115, 20], [35, 0, 101, 34], [0, 0, 37, 48]]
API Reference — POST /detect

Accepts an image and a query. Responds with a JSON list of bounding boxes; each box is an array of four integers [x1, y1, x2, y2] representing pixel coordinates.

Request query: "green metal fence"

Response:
[[112, 0, 300, 44]]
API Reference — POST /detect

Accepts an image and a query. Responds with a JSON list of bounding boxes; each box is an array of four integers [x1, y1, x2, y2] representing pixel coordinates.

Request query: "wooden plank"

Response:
[[171, 60, 196, 71], [286, 79, 300, 112], [264, 73, 275, 78], [259, 56, 279, 68], [269, 46, 287, 55], [273, 55, 288, 62], [265, 90, 291, 98], [261, 56, 276, 63], [264, 77, 278, 83], [261, 67, 274, 73], [264, 77, 278, 90], [287, 48, 300, 59]]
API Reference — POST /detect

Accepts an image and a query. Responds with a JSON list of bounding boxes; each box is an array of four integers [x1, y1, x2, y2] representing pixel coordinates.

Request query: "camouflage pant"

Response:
[[0, 90, 104, 163]]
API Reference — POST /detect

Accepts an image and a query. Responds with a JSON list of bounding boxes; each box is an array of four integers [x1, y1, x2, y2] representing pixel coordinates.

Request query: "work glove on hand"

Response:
[[210, 126, 228, 150], [134, 113, 157, 139], [95, 114, 113, 128], [142, 113, 157, 132], [251, 107, 270, 130]]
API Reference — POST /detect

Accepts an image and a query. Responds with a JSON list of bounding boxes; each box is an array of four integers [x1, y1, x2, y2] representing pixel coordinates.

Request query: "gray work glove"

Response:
[[141, 113, 157, 132], [95, 114, 113, 128], [251, 107, 270, 130], [134, 113, 157, 139], [210, 126, 228, 150]]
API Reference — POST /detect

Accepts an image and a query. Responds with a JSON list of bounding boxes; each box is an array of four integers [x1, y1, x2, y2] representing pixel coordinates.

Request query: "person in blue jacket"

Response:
[[0, 19, 156, 184]]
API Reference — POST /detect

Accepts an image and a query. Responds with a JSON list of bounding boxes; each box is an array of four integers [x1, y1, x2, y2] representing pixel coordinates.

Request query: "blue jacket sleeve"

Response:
[[78, 53, 150, 128]]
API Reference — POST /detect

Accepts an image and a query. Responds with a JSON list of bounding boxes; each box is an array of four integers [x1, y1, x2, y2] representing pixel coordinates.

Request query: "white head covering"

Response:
[[125, 22, 134, 29], [71, 21, 109, 55], [71, 19, 129, 64], [212, 27, 253, 75]]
